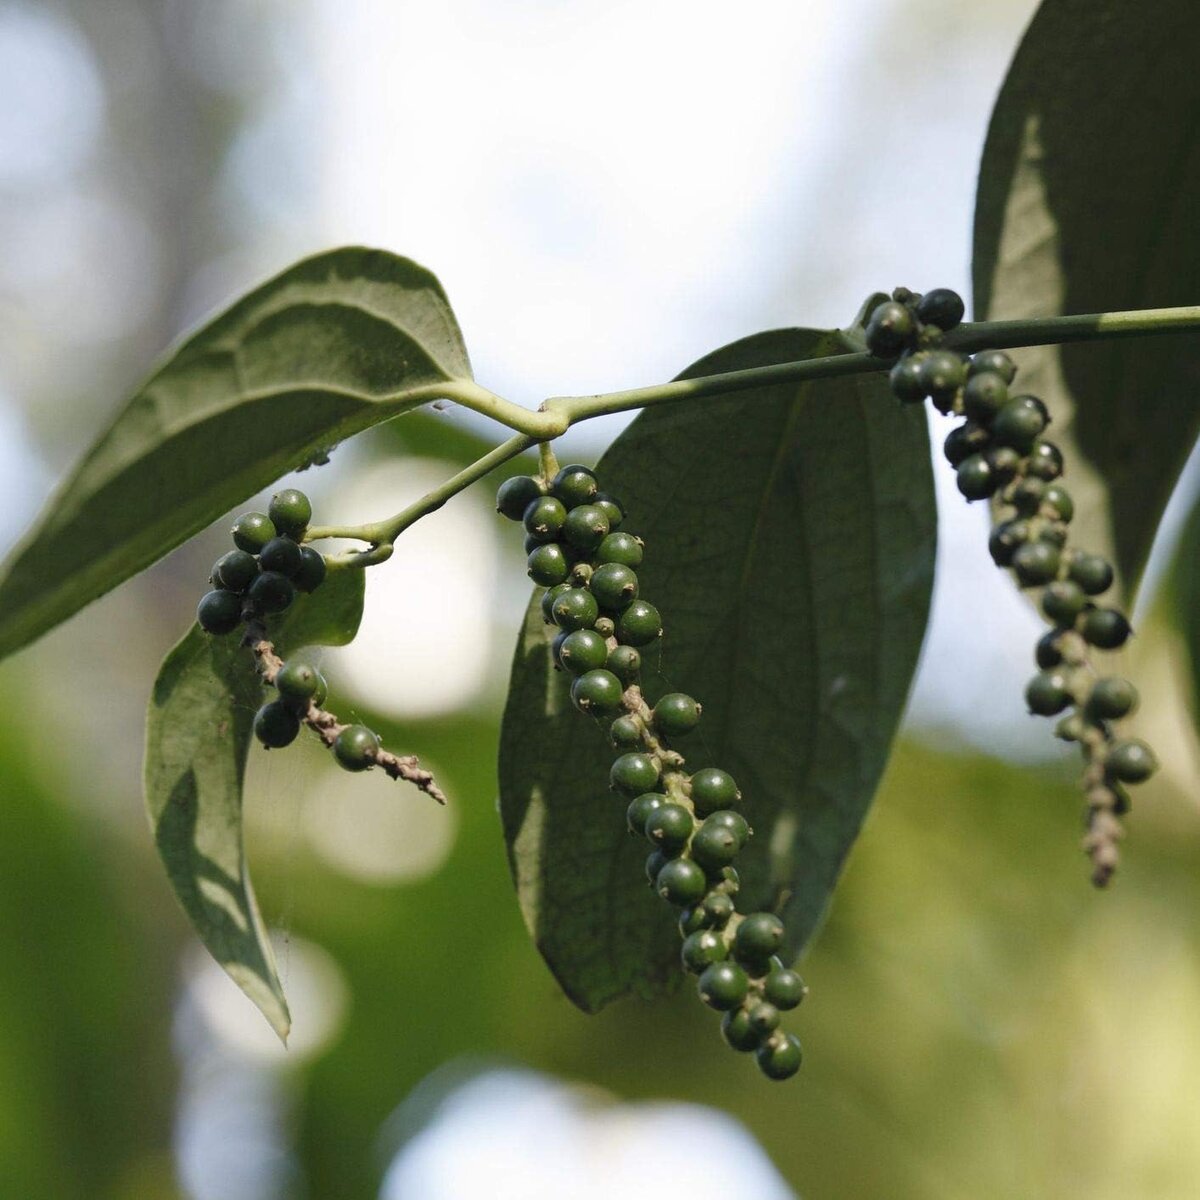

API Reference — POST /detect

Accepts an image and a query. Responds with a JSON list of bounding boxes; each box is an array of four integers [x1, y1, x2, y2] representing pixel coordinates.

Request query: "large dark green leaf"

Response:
[[973, 0, 1200, 599], [0, 247, 469, 662], [498, 329, 936, 1012], [143, 568, 364, 1040]]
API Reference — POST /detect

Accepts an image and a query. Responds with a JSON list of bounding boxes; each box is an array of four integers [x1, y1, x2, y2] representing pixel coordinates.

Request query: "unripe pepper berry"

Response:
[[702, 891, 736, 927], [268, 488, 312, 539], [721, 1007, 764, 1052], [231, 511, 276, 553], [248, 571, 296, 615], [918, 349, 967, 408], [523, 496, 567, 542], [734, 912, 786, 966], [570, 669, 624, 716], [889, 356, 927, 404], [1012, 542, 1060, 588], [558, 629, 608, 675], [541, 582, 571, 623], [1041, 580, 1086, 626], [615, 600, 662, 646], [1035, 630, 1066, 669], [551, 588, 600, 632], [1026, 440, 1064, 480], [652, 692, 702, 737], [756, 1031, 803, 1080], [212, 549, 259, 593], [1068, 553, 1114, 596], [690, 767, 741, 815], [1106, 739, 1158, 784], [991, 396, 1047, 452], [626, 792, 665, 837], [254, 700, 301, 748], [275, 659, 325, 710], [962, 372, 1009, 422], [1042, 484, 1074, 522], [1025, 669, 1072, 716], [956, 454, 996, 501], [596, 531, 644, 568], [944, 421, 990, 469], [293, 546, 327, 594], [590, 562, 639, 611], [1082, 607, 1132, 649], [681, 930, 728, 974], [988, 519, 1030, 568], [333, 724, 380, 771], [915, 287, 965, 331], [764, 965, 807, 1010], [592, 493, 624, 528], [562, 504, 610, 552], [259, 536, 303, 578], [610, 752, 661, 796], [496, 474, 545, 521], [197, 589, 242, 635], [864, 300, 914, 358], [697, 961, 750, 1010], [550, 464, 599, 509], [609, 714, 645, 748], [746, 1001, 782, 1037], [527, 543, 570, 587], [1087, 676, 1138, 720], [689, 822, 740, 873], [656, 858, 708, 907], [606, 645, 642, 684], [644, 803, 694, 854], [968, 349, 1017, 384]]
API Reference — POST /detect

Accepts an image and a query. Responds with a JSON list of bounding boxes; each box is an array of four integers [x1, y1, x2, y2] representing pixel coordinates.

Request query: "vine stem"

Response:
[[306, 302, 1200, 555]]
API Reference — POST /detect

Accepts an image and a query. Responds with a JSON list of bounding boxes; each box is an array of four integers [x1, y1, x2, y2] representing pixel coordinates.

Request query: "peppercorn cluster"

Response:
[[497, 465, 807, 1080], [196, 487, 383, 773], [864, 287, 1158, 885]]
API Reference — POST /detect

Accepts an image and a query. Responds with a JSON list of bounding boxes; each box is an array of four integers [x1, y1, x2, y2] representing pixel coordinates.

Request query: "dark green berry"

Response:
[[678, 905, 709, 936], [1082, 607, 1132, 650], [644, 803, 694, 853], [197, 589, 243, 635], [523, 496, 567, 542], [864, 301, 915, 358], [550, 464, 599, 509], [944, 421, 990, 468], [746, 1001, 782, 1037], [697, 961, 750, 1010], [1042, 484, 1074, 522], [590, 562, 639, 610], [681, 929, 728, 973], [988, 519, 1030, 568], [918, 349, 967, 409], [721, 1007, 764, 1052], [1012, 542, 1060, 587], [542, 582, 572, 623], [570, 669, 624, 716], [1026, 440, 1064, 481], [610, 752, 660, 796], [652, 693, 702, 737], [968, 349, 1017, 383], [333, 724, 380, 771], [963, 372, 1009, 422], [703, 891, 736, 927], [568, 561, 593, 587], [606, 645, 642, 683], [690, 822, 740, 873], [764, 966, 807, 1010], [268, 489, 312, 538], [1025, 669, 1072, 716], [594, 616, 616, 638], [690, 768, 741, 816], [557, 629, 607, 675], [496, 475, 545, 521], [1068, 553, 1114, 597], [1087, 677, 1138, 720], [956, 454, 996, 501], [562, 504, 610, 552], [1036, 630, 1065, 669], [254, 700, 301, 748], [991, 396, 1047, 452], [212, 549, 258, 593], [616, 600, 662, 647], [293, 546, 327, 593], [1106, 739, 1158, 784], [1011, 478, 1047, 517], [609, 714, 644, 748], [1040, 522, 1069, 548], [593, 493, 624, 528], [656, 857, 708, 906], [734, 912, 786, 965], [626, 792, 665, 837], [275, 660, 324, 710], [231, 511, 276, 553], [888, 356, 927, 404], [527, 543, 570, 587], [703, 810, 752, 845], [259, 536, 303, 578], [756, 1031, 803, 1080], [596, 531, 644, 568], [645, 850, 669, 886], [247, 571, 296, 615], [1042, 580, 1086, 626], [915, 287, 965, 331], [551, 588, 600, 631]]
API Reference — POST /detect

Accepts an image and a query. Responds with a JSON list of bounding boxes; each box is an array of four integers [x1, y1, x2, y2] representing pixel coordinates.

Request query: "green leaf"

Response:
[[143, 568, 365, 1040], [498, 329, 936, 1012], [973, 0, 1200, 599], [1169, 491, 1200, 734], [0, 247, 469, 662]]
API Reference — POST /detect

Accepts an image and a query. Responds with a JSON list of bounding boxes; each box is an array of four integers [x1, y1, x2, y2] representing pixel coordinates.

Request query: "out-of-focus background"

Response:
[[1, 1, 1198, 1197]]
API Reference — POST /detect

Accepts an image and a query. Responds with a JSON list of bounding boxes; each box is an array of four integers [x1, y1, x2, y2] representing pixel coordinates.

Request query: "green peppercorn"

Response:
[[989, 519, 1030, 568], [496, 475, 545, 521], [609, 714, 644, 749], [590, 562, 639, 610], [212, 549, 259, 593], [268, 489, 312, 538], [1068, 553, 1114, 597], [1042, 484, 1074, 522], [690, 822, 740, 873], [542, 582, 572, 623], [721, 1007, 764, 1052], [594, 616, 616, 639], [1026, 669, 1072, 716], [657, 857, 708, 906], [551, 588, 600, 631], [333, 724, 380, 771], [889, 356, 927, 404], [275, 659, 324, 710], [593, 493, 624, 528], [626, 792, 665, 836], [1040, 522, 1069, 548], [1026, 440, 1064, 481], [570, 669, 625, 716], [746, 1001, 782, 1037], [254, 700, 301, 748], [259, 536, 303, 578], [562, 504, 610, 552], [645, 849, 669, 886], [864, 300, 915, 358], [606, 645, 642, 683], [1106, 739, 1158, 784], [918, 349, 967, 409], [652, 692, 702, 737], [556, 629, 607, 675], [734, 912, 786, 966], [690, 767, 741, 816], [551, 464, 599, 509], [1082, 607, 1132, 650], [1011, 478, 1047, 517], [703, 810, 752, 845], [1087, 676, 1138, 720], [611, 752, 661, 797], [523, 496, 568, 542], [697, 960, 750, 1010], [1036, 630, 1065, 669], [293, 546, 327, 593], [568, 561, 593, 587], [968, 349, 1017, 383], [1012, 542, 1060, 588], [678, 905, 709, 936], [247, 571, 296, 615], [527, 543, 570, 587], [197, 589, 243, 635], [916, 287, 965, 331], [756, 1031, 803, 1080], [703, 891, 736, 927], [991, 395, 1047, 452], [1042, 580, 1086, 626], [596, 531, 644, 568], [644, 803, 694, 853], [616, 600, 662, 646], [963, 372, 1009, 422], [231, 511, 276, 553], [944, 421, 990, 468], [681, 929, 728, 974], [764, 965, 807, 1010], [956, 454, 997, 501]]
